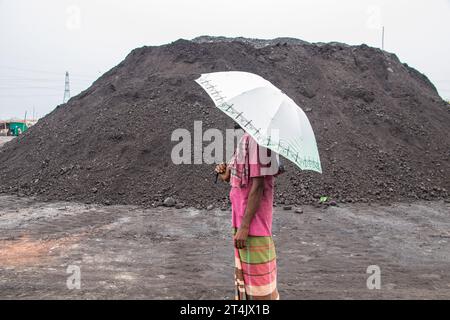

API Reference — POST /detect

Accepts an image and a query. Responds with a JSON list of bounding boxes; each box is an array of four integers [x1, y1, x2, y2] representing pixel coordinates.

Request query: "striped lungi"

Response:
[[234, 229, 279, 300]]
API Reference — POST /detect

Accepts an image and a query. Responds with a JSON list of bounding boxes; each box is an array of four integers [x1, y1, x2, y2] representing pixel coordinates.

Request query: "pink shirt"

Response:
[[229, 133, 278, 236]]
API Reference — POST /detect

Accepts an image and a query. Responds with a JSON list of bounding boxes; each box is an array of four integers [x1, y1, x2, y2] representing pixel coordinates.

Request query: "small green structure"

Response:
[[8, 122, 28, 136]]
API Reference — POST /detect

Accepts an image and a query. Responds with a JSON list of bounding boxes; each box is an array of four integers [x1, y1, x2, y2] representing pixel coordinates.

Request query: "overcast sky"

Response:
[[1, 0, 449, 119]]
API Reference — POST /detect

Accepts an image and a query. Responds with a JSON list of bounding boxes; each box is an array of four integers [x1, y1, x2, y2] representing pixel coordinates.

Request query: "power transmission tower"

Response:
[[382, 26, 385, 50], [63, 71, 71, 103]]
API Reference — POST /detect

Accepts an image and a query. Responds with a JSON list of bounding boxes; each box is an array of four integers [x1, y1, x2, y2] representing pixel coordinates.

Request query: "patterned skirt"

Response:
[[234, 229, 279, 300]]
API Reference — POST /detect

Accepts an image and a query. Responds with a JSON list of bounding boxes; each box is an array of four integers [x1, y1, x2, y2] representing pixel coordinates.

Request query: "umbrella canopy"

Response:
[[195, 71, 322, 173]]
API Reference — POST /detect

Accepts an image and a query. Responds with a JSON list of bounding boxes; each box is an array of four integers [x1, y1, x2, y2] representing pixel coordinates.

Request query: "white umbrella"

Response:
[[195, 71, 322, 173]]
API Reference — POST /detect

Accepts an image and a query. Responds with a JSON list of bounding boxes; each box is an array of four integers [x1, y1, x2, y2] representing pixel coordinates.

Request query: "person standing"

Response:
[[215, 131, 280, 300]]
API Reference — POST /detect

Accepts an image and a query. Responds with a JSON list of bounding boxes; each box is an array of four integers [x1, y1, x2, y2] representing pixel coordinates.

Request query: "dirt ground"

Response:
[[0, 194, 449, 299]]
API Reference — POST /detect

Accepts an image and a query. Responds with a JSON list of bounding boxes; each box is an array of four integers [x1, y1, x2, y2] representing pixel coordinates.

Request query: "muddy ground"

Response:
[[0, 194, 449, 299]]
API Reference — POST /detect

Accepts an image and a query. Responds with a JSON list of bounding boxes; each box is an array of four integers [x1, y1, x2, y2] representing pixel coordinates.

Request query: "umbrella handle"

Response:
[[215, 172, 219, 184]]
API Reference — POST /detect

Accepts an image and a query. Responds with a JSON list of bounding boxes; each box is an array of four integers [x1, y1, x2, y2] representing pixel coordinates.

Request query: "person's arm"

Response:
[[234, 176, 264, 249]]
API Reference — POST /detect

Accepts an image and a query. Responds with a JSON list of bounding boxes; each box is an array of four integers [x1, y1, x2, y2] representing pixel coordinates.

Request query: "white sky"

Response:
[[1, 0, 449, 119]]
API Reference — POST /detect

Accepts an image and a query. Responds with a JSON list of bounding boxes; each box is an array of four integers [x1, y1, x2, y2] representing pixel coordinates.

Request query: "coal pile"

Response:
[[0, 36, 449, 208]]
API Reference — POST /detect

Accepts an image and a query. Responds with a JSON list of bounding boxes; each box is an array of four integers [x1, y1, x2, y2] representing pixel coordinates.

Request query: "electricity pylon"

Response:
[[63, 71, 71, 103]]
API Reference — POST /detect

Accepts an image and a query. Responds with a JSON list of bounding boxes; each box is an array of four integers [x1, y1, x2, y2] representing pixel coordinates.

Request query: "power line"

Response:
[[0, 85, 89, 90], [0, 77, 94, 82], [0, 94, 62, 97], [0, 87, 62, 91], [0, 75, 95, 82], [0, 84, 63, 88], [0, 65, 99, 78]]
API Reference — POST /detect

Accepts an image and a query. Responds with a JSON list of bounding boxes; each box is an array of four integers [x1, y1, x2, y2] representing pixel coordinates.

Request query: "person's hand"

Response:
[[215, 163, 231, 182], [215, 163, 227, 174], [234, 226, 249, 249]]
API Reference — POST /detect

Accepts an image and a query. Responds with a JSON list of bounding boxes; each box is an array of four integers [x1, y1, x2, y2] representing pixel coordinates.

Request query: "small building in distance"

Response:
[[0, 119, 37, 136], [0, 122, 8, 136]]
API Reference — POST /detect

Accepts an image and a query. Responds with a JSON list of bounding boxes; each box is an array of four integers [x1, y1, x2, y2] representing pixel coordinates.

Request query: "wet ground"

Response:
[[0, 194, 449, 299]]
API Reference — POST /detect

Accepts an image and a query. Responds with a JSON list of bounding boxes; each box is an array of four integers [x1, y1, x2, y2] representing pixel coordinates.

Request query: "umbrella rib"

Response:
[[223, 99, 308, 169], [220, 102, 262, 140], [198, 77, 229, 105]]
